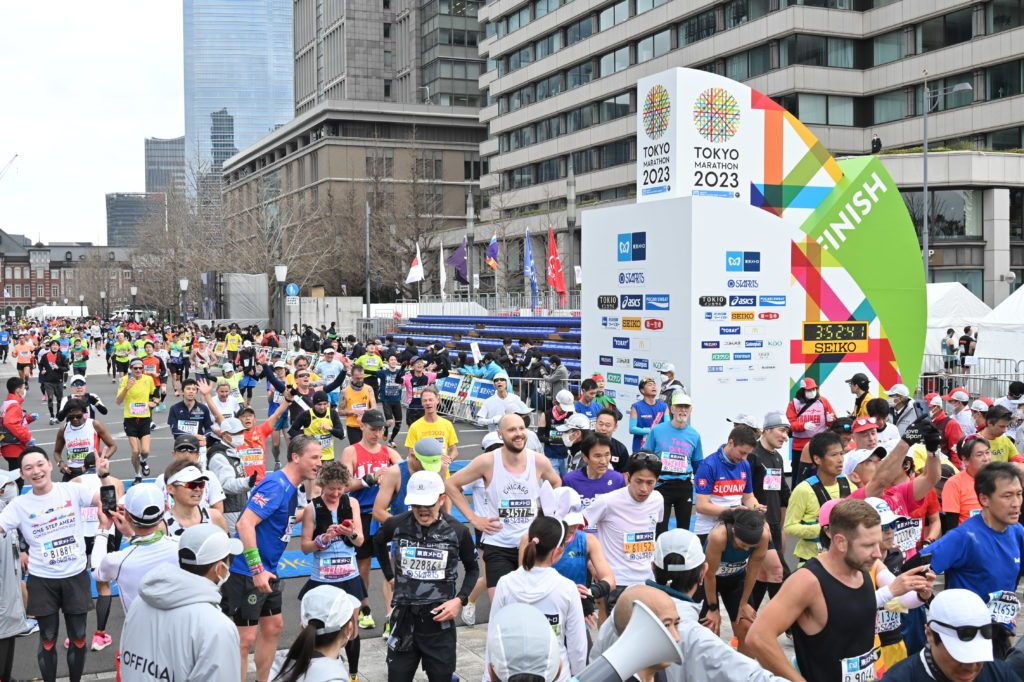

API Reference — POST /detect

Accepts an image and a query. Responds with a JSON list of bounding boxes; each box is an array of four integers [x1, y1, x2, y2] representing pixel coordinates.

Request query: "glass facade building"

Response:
[[106, 193, 166, 248], [183, 0, 294, 173], [144, 136, 185, 195]]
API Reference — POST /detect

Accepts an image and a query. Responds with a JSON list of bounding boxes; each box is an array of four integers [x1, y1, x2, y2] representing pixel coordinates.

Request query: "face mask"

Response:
[[805, 391, 817, 400], [562, 434, 575, 447], [230, 434, 246, 448], [215, 561, 230, 588]]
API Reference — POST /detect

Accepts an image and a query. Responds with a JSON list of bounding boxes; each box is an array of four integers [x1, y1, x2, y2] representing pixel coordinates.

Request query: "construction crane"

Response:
[[0, 154, 17, 183]]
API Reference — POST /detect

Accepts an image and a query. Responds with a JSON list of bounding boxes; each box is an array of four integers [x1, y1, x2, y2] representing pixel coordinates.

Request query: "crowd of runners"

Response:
[[0, 317, 1023, 681]]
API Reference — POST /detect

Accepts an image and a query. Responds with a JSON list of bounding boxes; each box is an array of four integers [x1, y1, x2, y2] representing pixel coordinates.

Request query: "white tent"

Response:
[[24, 305, 88, 319], [923, 283, 990, 357], [975, 285, 1024, 362]]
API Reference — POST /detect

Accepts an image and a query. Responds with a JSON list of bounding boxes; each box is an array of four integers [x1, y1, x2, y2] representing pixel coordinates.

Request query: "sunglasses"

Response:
[[630, 452, 660, 464], [131, 365, 144, 371], [175, 446, 199, 453], [176, 480, 206, 490], [67, 413, 85, 422], [931, 620, 994, 641], [295, 373, 310, 379]]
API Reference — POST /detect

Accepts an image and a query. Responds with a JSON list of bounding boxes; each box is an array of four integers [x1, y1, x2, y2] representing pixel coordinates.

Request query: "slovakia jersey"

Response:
[[693, 447, 752, 535]]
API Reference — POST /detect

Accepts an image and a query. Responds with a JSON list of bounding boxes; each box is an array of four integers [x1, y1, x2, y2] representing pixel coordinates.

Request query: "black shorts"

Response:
[[124, 417, 152, 438], [346, 426, 363, 446], [406, 408, 424, 427], [16, 363, 31, 373], [169, 363, 184, 376], [221, 572, 283, 626], [115, 360, 129, 374], [381, 401, 402, 422], [481, 543, 520, 588], [698, 573, 746, 623], [27, 570, 94, 617], [355, 512, 375, 560], [298, 576, 368, 601]]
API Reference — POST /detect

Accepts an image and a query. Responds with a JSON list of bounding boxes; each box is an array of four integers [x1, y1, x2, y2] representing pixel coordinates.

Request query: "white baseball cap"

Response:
[[658, 363, 676, 374], [300, 585, 361, 636], [554, 390, 576, 413], [886, 383, 911, 399], [481, 432, 503, 451], [555, 413, 591, 432], [178, 524, 243, 565], [671, 392, 693, 407], [123, 483, 165, 527], [971, 399, 991, 413], [863, 497, 898, 526], [489, 604, 563, 682], [928, 589, 995, 664], [551, 486, 585, 527], [166, 465, 209, 486], [492, 371, 510, 382], [653, 529, 705, 571], [220, 417, 245, 435], [728, 413, 761, 429], [842, 447, 887, 478], [222, 362, 234, 373], [273, 360, 287, 369], [404, 470, 446, 506], [242, 340, 252, 348]]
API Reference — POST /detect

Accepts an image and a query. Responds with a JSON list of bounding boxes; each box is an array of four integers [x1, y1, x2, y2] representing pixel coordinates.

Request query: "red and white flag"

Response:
[[547, 226, 567, 305], [405, 243, 425, 284]]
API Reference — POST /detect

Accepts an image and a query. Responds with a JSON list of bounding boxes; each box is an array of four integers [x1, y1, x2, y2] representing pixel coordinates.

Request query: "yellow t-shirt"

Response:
[[404, 416, 458, 453], [343, 385, 374, 428], [225, 333, 242, 352], [987, 435, 1018, 463], [119, 374, 156, 419]]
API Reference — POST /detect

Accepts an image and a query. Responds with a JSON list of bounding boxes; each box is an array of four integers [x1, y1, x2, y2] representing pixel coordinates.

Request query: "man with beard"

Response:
[[445, 414, 561, 600], [747, 498, 886, 682]]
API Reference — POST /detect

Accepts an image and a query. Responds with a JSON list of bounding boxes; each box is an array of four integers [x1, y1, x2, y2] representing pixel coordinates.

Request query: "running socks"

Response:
[[66, 612, 87, 681], [95, 594, 112, 632], [37, 613, 59, 682]]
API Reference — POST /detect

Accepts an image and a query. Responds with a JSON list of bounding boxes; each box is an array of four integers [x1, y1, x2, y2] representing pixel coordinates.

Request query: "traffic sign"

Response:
[[285, 283, 300, 297], [286, 296, 299, 307]]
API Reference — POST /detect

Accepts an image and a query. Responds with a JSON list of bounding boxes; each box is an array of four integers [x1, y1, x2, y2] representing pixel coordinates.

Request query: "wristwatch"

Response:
[[706, 602, 720, 611], [459, 595, 469, 607]]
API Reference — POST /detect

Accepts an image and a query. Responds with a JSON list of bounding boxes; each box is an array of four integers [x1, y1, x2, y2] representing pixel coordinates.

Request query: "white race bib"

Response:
[[624, 531, 655, 562], [892, 517, 921, 553], [660, 450, 690, 474], [840, 647, 878, 682], [129, 402, 148, 416], [178, 420, 199, 435], [989, 591, 1020, 626], [400, 546, 448, 580], [319, 555, 355, 580], [763, 467, 782, 491]]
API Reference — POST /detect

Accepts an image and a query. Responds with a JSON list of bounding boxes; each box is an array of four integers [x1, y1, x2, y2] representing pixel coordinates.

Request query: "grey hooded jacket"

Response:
[[119, 563, 240, 682]]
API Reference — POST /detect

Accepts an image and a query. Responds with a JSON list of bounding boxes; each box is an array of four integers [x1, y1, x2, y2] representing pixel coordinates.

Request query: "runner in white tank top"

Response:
[[61, 419, 98, 477], [484, 450, 540, 548]]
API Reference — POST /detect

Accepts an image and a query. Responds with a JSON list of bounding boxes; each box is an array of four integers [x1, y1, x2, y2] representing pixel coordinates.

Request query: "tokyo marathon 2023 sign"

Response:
[[583, 67, 925, 449]]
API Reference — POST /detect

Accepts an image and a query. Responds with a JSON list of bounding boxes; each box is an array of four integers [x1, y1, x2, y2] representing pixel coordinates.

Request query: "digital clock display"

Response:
[[803, 322, 869, 342]]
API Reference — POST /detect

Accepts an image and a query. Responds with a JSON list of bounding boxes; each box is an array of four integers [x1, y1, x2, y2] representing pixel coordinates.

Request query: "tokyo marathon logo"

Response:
[[692, 87, 740, 143], [642, 85, 671, 139]]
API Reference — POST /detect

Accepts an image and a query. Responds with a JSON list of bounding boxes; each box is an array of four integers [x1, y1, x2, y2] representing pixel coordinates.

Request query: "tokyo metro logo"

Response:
[[642, 85, 671, 139], [693, 88, 740, 143]]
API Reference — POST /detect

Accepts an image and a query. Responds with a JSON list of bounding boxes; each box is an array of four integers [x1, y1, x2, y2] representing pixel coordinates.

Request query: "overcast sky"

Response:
[[0, 3, 183, 245]]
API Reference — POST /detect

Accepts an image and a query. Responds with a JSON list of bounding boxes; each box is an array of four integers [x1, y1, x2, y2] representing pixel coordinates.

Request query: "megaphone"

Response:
[[572, 601, 681, 682]]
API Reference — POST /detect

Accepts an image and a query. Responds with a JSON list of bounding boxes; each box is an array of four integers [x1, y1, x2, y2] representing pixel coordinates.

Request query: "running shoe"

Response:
[[358, 612, 375, 629], [381, 621, 391, 639], [141, 461, 151, 477], [461, 601, 476, 626], [18, 618, 38, 637], [134, 475, 142, 485], [91, 632, 112, 651]]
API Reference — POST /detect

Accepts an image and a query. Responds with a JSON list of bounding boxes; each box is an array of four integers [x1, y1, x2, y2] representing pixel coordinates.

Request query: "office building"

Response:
[[183, 0, 294, 173], [145, 136, 186, 195], [473, 0, 1024, 305], [293, 0, 484, 113], [106, 193, 165, 247]]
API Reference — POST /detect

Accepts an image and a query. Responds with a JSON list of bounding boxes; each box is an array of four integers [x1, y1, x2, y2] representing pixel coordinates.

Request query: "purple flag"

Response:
[[446, 238, 469, 285]]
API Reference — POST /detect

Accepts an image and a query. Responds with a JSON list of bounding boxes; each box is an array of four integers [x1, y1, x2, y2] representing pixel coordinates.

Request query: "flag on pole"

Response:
[[447, 238, 469, 285], [439, 245, 447, 301], [405, 243, 425, 284], [485, 234, 499, 271], [523, 228, 538, 309], [547, 226, 567, 306]]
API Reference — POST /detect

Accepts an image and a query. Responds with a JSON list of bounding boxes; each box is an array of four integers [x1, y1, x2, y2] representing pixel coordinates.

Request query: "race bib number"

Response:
[[353, 403, 366, 412], [624, 531, 655, 561], [498, 499, 534, 520], [876, 607, 901, 634], [317, 435, 333, 450], [230, 388, 242, 400], [413, 386, 425, 399], [840, 647, 879, 682], [281, 520, 294, 542], [763, 467, 782, 491], [129, 402, 148, 416], [319, 555, 355, 580], [892, 517, 921, 553], [660, 451, 690, 474], [144, 365, 157, 375], [170, 350, 182, 358], [989, 591, 1020, 626], [400, 546, 448, 580], [239, 447, 264, 468], [546, 613, 562, 637], [67, 444, 91, 463], [178, 420, 199, 435], [42, 536, 78, 565], [717, 561, 747, 577]]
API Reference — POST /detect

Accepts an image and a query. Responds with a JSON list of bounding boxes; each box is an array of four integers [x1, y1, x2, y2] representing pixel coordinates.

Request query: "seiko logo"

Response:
[[731, 312, 754, 321], [622, 317, 642, 330]]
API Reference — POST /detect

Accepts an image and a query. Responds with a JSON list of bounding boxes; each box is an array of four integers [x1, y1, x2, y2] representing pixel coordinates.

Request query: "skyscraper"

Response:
[[106, 193, 166, 247], [144, 136, 185, 195], [183, 0, 294, 174]]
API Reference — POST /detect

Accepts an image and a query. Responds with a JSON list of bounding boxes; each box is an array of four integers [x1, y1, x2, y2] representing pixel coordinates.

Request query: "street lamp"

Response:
[[566, 154, 577, 306], [79, 294, 84, 319], [921, 72, 973, 282], [274, 265, 288, 333], [130, 286, 138, 322], [99, 291, 106, 320], [179, 278, 189, 324]]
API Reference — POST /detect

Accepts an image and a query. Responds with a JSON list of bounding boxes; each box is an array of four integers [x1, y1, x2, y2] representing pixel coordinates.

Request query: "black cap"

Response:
[[845, 373, 869, 388], [311, 390, 330, 404], [174, 434, 201, 452], [361, 409, 386, 428]]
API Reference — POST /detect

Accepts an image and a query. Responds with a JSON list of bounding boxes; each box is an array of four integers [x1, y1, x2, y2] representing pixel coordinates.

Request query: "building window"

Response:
[[799, 94, 828, 124], [679, 10, 716, 45], [636, 0, 667, 14], [384, 50, 393, 66], [988, 0, 1024, 34], [780, 35, 853, 68], [990, 126, 1024, 150], [566, 16, 595, 45], [933, 269, 983, 299], [108, 252, 115, 261], [902, 189, 983, 242], [916, 8, 973, 54], [599, 46, 630, 77], [383, 0, 390, 8], [873, 30, 903, 65], [64, 251, 72, 262], [384, 79, 392, 98], [567, 61, 594, 89], [987, 60, 1022, 99], [384, 22, 391, 38], [874, 90, 907, 123], [36, 285, 42, 298], [51, 286, 58, 298], [724, 0, 769, 28], [123, 269, 133, 281], [598, 0, 629, 31], [11, 285, 18, 298], [1011, 189, 1024, 240], [637, 29, 671, 63], [3, 268, 9, 280]]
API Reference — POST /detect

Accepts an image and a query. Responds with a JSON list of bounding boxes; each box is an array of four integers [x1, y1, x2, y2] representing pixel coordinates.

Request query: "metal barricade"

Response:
[[921, 353, 1019, 377], [917, 371, 1023, 401]]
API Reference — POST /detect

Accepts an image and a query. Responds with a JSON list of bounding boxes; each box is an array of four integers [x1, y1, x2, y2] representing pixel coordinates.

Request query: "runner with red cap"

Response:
[[944, 387, 975, 435], [924, 392, 966, 469]]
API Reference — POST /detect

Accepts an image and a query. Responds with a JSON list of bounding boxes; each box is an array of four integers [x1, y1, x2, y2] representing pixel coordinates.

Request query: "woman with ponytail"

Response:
[[485, 515, 586, 681], [271, 585, 361, 682]]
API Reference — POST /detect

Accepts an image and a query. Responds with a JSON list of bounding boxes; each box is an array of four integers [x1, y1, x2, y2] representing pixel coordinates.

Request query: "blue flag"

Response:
[[446, 238, 469, 285], [523, 228, 538, 308]]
